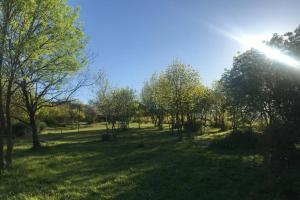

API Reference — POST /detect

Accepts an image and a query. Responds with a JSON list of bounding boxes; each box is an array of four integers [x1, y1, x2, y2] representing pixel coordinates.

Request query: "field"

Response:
[[0, 123, 274, 200]]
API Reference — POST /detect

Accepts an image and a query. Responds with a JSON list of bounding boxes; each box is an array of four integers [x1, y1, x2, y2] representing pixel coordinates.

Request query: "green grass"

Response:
[[0, 123, 274, 200]]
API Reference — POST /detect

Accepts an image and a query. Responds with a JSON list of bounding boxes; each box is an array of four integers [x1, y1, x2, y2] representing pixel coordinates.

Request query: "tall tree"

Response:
[[211, 81, 227, 130], [0, 0, 12, 173], [0, 0, 87, 170], [12, 0, 87, 149], [0, 0, 25, 170], [166, 60, 200, 139], [110, 87, 135, 130], [94, 73, 113, 132], [220, 27, 300, 197], [141, 73, 164, 128], [153, 60, 201, 139]]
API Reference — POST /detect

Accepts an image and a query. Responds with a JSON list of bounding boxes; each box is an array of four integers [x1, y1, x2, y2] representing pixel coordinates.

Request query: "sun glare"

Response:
[[209, 24, 300, 69], [238, 35, 300, 68]]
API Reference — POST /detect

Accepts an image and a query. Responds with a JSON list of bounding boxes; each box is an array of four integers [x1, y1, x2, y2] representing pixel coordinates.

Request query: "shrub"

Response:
[[12, 122, 30, 137]]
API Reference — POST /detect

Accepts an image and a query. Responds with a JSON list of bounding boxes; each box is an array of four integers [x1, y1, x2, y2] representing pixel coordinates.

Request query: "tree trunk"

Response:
[[178, 128, 183, 141], [0, 78, 5, 173], [105, 115, 109, 133], [158, 112, 163, 130], [0, 126, 4, 174], [0, 0, 11, 173], [176, 112, 182, 141], [171, 115, 174, 134], [5, 110, 13, 170], [29, 111, 41, 149], [20, 81, 41, 149], [203, 114, 207, 134], [5, 78, 14, 170], [232, 111, 238, 131]]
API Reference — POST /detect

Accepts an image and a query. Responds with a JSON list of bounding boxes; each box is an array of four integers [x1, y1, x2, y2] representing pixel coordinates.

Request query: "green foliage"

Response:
[[111, 88, 136, 124], [157, 60, 201, 117], [84, 106, 97, 124], [39, 103, 87, 125], [141, 74, 161, 119], [211, 81, 228, 130], [142, 60, 213, 136], [95, 84, 136, 130], [221, 31, 300, 129], [220, 25, 300, 200]]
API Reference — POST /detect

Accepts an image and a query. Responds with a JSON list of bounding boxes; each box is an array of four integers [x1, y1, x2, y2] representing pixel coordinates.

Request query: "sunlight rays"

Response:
[[237, 35, 300, 68], [210, 25, 300, 68]]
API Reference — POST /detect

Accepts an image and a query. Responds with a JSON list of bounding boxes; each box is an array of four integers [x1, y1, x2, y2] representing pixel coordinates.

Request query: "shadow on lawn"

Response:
[[2, 127, 274, 200], [206, 130, 263, 156]]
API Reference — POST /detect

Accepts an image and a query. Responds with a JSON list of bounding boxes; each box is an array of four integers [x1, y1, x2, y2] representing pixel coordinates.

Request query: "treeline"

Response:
[[91, 27, 300, 198], [92, 61, 216, 140]]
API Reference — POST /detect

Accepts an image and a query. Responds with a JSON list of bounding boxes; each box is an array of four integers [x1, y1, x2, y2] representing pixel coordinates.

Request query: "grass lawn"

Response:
[[0, 123, 274, 200]]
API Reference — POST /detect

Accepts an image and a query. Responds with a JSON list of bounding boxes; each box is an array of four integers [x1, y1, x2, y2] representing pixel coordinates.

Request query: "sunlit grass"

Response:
[[0, 123, 273, 200]]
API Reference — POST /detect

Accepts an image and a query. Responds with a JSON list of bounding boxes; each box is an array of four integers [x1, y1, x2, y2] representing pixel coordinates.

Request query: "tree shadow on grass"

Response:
[[89, 146, 271, 200], [204, 130, 264, 156], [1, 127, 274, 200]]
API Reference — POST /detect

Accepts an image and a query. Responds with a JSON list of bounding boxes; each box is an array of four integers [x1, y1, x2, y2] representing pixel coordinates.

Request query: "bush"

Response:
[[12, 122, 30, 137], [101, 133, 111, 141]]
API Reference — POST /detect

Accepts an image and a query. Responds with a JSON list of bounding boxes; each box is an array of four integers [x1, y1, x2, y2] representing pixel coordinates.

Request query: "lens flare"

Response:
[[209, 25, 300, 68], [238, 35, 300, 68]]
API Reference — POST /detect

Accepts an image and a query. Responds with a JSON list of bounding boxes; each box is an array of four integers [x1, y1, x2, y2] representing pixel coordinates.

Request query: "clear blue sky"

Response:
[[68, 0, 300, 103]]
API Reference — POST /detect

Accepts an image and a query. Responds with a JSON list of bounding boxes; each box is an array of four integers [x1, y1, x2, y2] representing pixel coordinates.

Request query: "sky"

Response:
[[68, 0, 300, 103]]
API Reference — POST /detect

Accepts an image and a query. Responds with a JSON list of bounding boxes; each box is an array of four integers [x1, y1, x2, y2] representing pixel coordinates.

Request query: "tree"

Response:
[[141, 74, 163, 128], [221, 50, 272, 130], [94, 74, 113, 132], [12, 0, 87, 149], [166, 60, 201, 139], [151, 60, 201, 139], [94, 84, 136, 136], [83, 104, 97, 124], [211, 81, 227, 130], [0, 0, 88, 170], [220, 26, 300, 198], [133, 100, 144, 129], [0, 0, 26, 171], [110, 88, 135, 130], [188, 86, 213, 133]]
